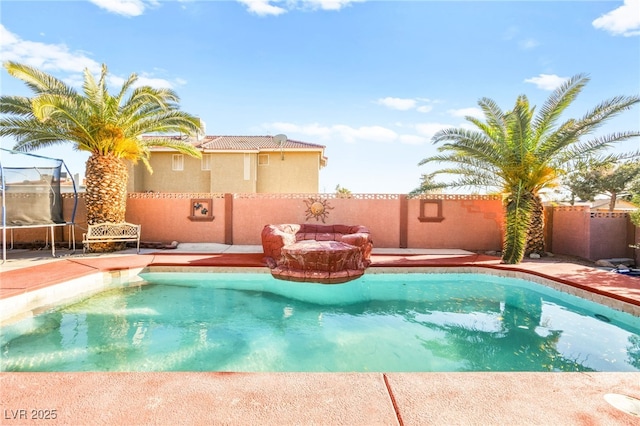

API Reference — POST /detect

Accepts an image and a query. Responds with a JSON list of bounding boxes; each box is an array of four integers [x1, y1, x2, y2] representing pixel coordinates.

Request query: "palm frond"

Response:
[[532, 74, 589, 142], [140, 137, 202, 158], [555, 132, 640, 165], [0, 96, 34, 116], [504, 95, 534, 164], [3, 61, 77, 96], [477, 97, 506, 133], [82, 66, 102, 111]]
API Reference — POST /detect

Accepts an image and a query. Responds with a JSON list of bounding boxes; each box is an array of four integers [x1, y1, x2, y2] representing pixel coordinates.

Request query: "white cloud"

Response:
[[302, 0, 364, 11], [264, 122, 400, 144], [136, 76, 174, 89], [377, 97, 437, 113], [414, 123, 451, 140], [264, 119, 440, 145], [592, 0, 640, 37], [0, 24, 101, 75], [376, 97, 416, 111], [0, 25, 177, 90], [524, 74, 569, 91], [327, 124, 395, 143], [88, 0, 158, 17], [236, 0, 362, 15], [236, 0, 287, 16], [398, 134, 428, 145], [447, 107, 483, 119], [416, 105, 433, 113]]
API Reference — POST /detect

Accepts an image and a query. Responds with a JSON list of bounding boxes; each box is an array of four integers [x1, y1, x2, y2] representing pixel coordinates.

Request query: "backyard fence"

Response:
[[6, 192, 639, 264]]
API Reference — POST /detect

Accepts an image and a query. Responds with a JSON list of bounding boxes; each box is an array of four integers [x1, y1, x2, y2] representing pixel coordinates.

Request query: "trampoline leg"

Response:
[[68, 224, 76, 253], [50, 225, 56, 257]]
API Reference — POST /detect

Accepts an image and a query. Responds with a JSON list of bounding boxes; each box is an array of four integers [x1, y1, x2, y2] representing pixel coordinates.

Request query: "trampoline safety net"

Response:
[[1, 148, 78, 260]]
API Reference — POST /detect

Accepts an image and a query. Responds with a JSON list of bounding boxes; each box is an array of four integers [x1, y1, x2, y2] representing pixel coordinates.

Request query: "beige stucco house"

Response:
[[128, 135, 327, 193]]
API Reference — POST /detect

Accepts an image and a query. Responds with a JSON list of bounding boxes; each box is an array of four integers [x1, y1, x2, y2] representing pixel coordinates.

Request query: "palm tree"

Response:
[[416, 74, 639, 264], [0, 62, 203, 251]]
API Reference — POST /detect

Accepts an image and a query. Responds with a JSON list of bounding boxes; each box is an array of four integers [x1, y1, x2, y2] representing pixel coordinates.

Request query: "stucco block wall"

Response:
[[7, 194, 636, 265], [549, 207, 591, 259], [551, 206, 636, 261], [230, 194, 401, 246], [406, 198, 504, 251], [125, 194, 226, 243], [589, 212, 633, 260]]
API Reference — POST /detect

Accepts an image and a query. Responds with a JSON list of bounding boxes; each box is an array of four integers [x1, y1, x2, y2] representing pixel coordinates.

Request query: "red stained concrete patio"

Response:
[[1, 245, 639, 425]]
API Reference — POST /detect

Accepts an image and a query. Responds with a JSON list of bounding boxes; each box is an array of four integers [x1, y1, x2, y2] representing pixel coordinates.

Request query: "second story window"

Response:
[[258, 154, 269, 165], [172, 154, 184, 171], [201, 154, 212, 170]]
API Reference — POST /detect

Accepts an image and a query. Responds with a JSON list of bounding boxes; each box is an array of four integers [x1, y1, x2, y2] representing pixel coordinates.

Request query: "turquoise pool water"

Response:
[[2, 272, 639, 372]]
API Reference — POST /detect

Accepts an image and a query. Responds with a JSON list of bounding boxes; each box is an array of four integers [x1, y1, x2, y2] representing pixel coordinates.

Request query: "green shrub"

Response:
[[631, 209, 640, 227]]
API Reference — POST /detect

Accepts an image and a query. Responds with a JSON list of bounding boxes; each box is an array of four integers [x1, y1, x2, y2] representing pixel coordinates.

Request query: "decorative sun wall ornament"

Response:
[[303, 197, 334, 223]]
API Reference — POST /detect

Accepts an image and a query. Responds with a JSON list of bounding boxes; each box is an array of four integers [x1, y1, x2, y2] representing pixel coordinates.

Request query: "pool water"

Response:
[[2, 273, 639, 372]]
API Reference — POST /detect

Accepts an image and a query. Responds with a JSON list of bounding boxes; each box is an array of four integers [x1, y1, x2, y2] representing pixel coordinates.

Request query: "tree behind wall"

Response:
[[564, 158, 640, 211]]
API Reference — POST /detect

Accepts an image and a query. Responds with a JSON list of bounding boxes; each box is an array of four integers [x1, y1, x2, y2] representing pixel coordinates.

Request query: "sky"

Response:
[[1, 0, 639, 194]]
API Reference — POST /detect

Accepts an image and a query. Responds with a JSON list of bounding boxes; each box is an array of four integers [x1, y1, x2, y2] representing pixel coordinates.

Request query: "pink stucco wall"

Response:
[[4, 194, 637, 264], [550, 206, 637, 261], [588, 212, 632, 260], [549, 206, 591, 259], [406, 197, 504, 251], [125, 194, 226, 243], [231, 195, 402, 247], [54, 193, 503, 249]]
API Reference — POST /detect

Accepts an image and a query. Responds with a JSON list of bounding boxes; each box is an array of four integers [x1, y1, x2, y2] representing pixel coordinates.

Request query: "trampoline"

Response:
[[1, 148, 78, 261]]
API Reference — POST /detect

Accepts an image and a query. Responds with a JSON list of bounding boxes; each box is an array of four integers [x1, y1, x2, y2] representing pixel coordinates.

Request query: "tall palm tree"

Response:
[[416, 74, 639, 264], [0, 62, 203, 251]]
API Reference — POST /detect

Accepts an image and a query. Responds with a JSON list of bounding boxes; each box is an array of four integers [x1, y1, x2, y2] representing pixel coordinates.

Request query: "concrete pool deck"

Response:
[[1, 244, 640, 425]]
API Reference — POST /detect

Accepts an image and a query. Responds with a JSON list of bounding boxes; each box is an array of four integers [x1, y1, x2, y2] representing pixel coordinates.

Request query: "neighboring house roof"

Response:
[[144, 135, 327, 167], [590, 198, 638, 212]]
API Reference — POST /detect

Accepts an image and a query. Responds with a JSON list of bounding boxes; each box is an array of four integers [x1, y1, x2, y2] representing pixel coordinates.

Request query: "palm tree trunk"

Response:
[[502, 185, 534, 264], [84, 153, 129, 252], [525, 195, 545, 256]]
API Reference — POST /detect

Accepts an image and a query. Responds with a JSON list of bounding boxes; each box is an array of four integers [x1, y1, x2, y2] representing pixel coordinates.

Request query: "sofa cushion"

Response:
[[300, 224, 336, 234]]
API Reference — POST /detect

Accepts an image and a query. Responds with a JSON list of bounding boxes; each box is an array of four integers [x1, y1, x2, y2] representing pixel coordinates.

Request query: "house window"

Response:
[[258, 154, 269, 166], [201, 154, 212, 170], [172, 154, 184, 171], [244, 153, 251, 180]]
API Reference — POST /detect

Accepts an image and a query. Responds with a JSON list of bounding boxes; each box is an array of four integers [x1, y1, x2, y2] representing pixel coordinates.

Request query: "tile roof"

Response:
[[143, 135, 327, 166], [197, 136, 325, 151], [144, 135, 325, 151], [590, 198, 638, 211]]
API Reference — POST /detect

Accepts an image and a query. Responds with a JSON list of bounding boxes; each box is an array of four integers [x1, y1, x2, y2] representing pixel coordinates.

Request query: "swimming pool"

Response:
[[2, 272, 639, 372]]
